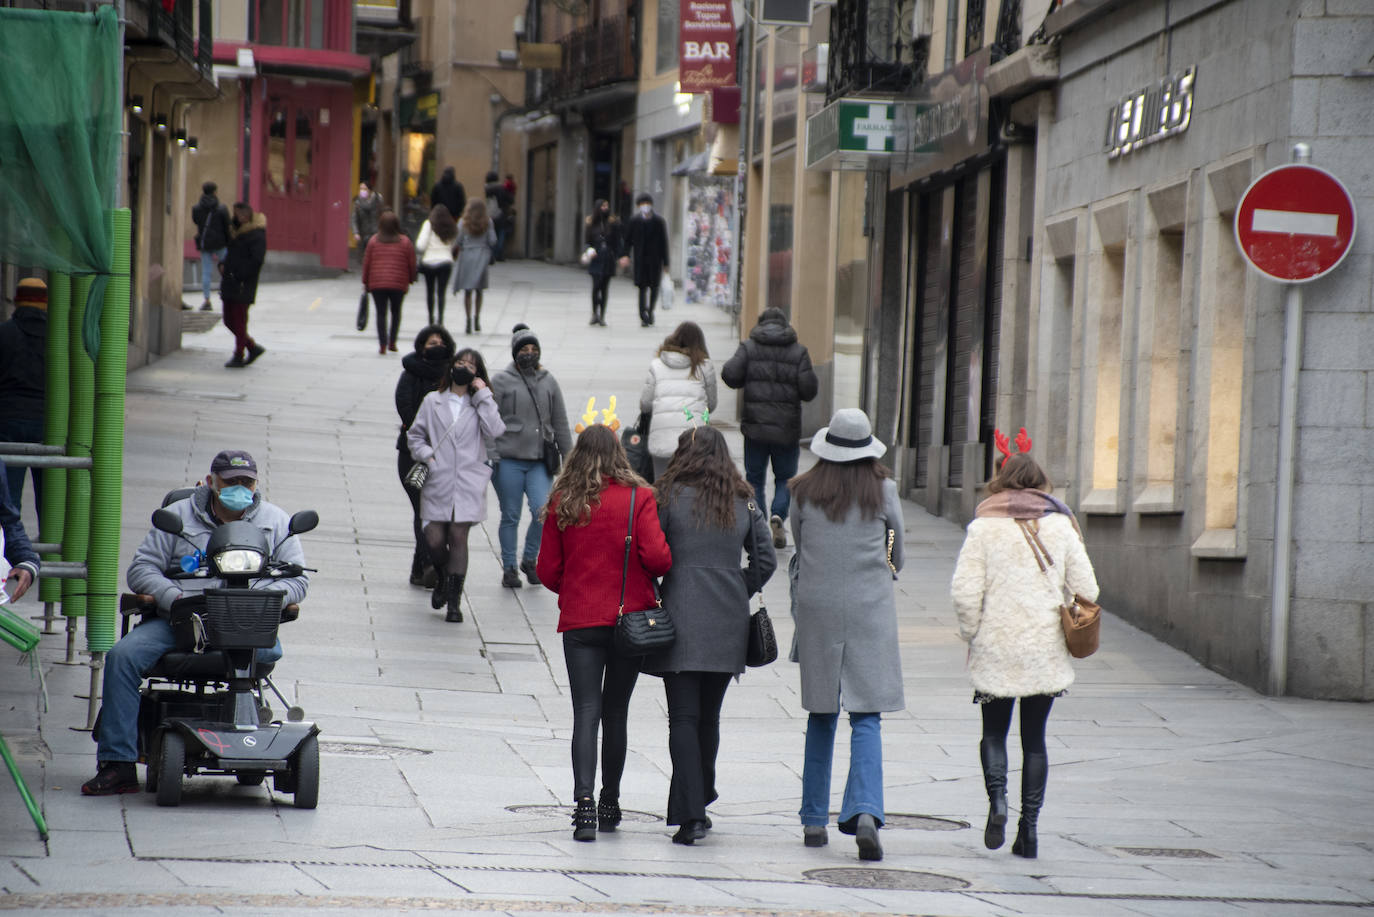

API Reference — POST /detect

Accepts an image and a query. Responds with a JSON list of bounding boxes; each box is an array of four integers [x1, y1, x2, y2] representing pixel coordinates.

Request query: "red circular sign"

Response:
[[1235, 164, 1357, 283]]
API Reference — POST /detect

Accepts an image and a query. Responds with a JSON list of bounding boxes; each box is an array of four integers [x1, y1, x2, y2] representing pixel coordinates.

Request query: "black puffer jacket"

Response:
[[394, 351, 447, 452], [220, 212, 267, 304], [720, 308, 819, 444], [0, 306, 45, 422]]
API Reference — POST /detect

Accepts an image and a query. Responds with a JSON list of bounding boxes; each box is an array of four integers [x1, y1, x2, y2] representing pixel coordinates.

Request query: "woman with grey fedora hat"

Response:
[[787, 408, 904, 862]]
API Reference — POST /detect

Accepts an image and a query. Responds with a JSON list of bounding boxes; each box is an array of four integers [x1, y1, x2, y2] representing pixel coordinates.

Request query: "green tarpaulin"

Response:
[[0, 5, 119, 357]]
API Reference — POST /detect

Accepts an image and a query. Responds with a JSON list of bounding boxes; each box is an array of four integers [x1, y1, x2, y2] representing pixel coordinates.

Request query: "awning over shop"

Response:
[[672, 151, 710, 176]]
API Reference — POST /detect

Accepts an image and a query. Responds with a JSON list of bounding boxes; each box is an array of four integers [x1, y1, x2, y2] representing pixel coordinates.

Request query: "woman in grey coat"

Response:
[[643, 427, 776, 844], [407, 349, 505, 622], [451, 199, 498, 334], [788, 408, 904, 862]]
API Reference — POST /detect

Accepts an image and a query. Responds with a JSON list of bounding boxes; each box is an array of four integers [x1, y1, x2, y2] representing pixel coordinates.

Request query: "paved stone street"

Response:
[[2, 262, 1372, 916]]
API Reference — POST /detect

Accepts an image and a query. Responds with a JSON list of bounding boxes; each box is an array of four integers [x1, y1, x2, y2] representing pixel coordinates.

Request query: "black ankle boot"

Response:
[[980, 738, 1009, 850], [430, 566, 448, 610], [572, 797, 597, 841], [1011, 751, 1048, 859], [597, 791, 621, 831], [445, 574, 464, 622], [409, 554, 426, 586]]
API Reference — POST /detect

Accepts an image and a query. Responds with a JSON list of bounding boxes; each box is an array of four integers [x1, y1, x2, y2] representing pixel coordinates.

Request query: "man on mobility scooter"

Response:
[[82, 449, 310, 797]]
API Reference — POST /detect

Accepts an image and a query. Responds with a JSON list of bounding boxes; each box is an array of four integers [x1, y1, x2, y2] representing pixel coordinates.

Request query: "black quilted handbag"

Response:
[[746, 607, 778, 667], [612, 487, 676, 656]]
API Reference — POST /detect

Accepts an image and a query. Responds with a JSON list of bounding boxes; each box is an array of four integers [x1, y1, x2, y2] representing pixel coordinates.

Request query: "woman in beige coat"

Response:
[[950, 448, 1098, 860]]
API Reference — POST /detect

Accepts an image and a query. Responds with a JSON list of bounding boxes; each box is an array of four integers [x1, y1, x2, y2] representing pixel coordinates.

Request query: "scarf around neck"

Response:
[[975, 489, 1083, 539]]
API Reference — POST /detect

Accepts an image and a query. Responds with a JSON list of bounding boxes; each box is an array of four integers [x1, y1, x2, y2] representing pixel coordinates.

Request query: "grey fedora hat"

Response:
[[809, 408, 886, 462]]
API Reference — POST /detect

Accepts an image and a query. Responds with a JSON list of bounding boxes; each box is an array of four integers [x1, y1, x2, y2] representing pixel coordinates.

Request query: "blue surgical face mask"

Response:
[[217, 484, 255, 512]]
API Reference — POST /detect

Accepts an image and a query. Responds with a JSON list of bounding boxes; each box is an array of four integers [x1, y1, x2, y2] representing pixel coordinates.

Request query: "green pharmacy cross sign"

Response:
[[806, 99, 898, 171]]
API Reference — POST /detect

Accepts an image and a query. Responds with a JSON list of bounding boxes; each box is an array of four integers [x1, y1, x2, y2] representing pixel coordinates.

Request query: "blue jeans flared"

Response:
[[800, 711, 884, 830]]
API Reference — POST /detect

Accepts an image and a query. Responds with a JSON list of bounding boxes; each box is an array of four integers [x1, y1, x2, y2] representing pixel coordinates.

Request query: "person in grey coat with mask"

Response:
[[642, 426, 776, 844], [788, 408, 904, 862], [491, 324, 573, 589]]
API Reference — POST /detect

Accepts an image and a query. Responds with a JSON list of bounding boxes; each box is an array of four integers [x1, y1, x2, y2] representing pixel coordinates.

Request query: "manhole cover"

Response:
[[1117, 846, 1220, 859], [506, 804, 660, 824], [319, 742, 431, 758], [805, 868, 970, 891], [827, 812, 968, 831]]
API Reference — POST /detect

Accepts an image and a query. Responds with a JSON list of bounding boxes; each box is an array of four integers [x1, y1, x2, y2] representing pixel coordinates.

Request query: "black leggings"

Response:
[[663, 671, 731, 826], [419, 263, 452, 325], [637, 282, 659, 321], [424, 521, 472, 576], [372, 288, 405, 348], [397, 450, 425, 569], [980, 695, 1055, 754], [563, 626, 639, 801], [590, 275, 611, 320]]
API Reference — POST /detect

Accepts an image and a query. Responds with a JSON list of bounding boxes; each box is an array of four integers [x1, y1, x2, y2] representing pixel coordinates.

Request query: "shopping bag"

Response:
[[659, 272, 674, 311]]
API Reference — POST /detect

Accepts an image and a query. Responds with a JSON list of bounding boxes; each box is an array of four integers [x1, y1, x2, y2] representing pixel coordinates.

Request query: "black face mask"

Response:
[[424, 346, 449, 361], [515, 352, 539, 371], [450, 365, 475, 387]]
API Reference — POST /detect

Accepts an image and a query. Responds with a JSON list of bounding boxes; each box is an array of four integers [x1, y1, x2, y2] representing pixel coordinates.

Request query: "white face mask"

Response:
[[359, 188, 370, 199], [639, 204, 652, 216]]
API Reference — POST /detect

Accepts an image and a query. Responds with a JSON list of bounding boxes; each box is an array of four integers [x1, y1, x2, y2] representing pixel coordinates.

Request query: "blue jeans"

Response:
[[493, 458, 551, 570], [800, 711, 884, 830], [96, 617, 282, 764], [199, 247, 225, 302], [743, 438, 800, 521]]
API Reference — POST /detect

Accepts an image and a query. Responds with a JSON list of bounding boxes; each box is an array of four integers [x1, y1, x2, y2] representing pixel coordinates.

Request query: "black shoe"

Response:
[[597, 793, 621, 832], [573, 797, 597, 841], [1011, 817, 1038, 859], [431, 569, 449, 609], [199, 301, 214, 312], [81, 762, 139, 796], [672, 821, 704, 845], [803, 825, 828, 847], [445, 574, 464, 622], [465, 318, 472, 334], [225, 355, 246, 368], [855, 813, 883, 861], [590, 315, 600, 325], [409, 555, 427, 587], [502, 567, 522, 589], [980, 738, 1009, 850], [474, 317, 481, 332], [245, 343, 266, 364], [520, 558, 541, 586], [1012, 750, 1047, 859]]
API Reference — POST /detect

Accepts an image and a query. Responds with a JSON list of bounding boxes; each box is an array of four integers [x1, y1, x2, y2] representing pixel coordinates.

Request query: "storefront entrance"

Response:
[[261, 93, 326, 254]]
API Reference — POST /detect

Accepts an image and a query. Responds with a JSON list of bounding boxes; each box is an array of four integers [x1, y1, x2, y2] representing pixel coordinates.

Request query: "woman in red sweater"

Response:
[[361, 209, 418, 355], [536, 423, 672, 842]]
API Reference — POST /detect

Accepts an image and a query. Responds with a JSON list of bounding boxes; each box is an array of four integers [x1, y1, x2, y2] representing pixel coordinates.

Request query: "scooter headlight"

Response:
[[213, 548, 265, 574]]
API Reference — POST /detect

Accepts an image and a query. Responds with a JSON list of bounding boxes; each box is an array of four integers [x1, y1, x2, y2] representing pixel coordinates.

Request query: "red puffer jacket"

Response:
[[362, 235, 417, 291], [537, 480, 672, 631]]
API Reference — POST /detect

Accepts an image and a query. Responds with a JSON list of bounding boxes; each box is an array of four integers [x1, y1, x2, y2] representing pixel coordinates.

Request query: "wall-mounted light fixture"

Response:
[[187, 136, 199, 153], [128, 94, 144, 114], [154, 113, 168, 132], [174, 129, 188, 147]]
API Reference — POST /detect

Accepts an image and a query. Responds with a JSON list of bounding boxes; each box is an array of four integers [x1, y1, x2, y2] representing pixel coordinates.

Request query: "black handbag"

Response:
[[621, 411, 653, 481], [613, 487, 675, 656], [744, 501, 778, 666], [403, 461, 428, 493], [356, 290, 369, 331]]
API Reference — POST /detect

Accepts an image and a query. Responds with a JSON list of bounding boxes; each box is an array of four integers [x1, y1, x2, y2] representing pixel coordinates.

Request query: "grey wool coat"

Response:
[[789, 477, 906, 713], [406, 387, 506, 523], [642, 488, 777, 676]]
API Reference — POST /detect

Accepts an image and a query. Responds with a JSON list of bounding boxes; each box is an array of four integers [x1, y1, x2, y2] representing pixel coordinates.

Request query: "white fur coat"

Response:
[[950, 513, 1099, 698]]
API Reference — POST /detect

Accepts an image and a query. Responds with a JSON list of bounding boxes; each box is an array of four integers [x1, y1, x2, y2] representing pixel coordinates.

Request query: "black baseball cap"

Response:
[[210, 449, 258, 480]]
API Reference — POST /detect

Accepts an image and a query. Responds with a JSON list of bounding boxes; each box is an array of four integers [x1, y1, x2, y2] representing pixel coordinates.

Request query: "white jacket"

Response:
[[950, 513, 1099, 698], [639, 351, 718, 457], [415, 220, 455, 267]]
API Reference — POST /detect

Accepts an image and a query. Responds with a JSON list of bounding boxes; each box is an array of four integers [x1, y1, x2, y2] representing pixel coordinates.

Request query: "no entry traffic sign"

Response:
[[1235, 163, 1357, 283]]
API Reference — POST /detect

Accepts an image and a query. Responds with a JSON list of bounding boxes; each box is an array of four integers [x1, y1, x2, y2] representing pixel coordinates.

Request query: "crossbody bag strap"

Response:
[[618, 486, 636, 615], [1015, 518, 1052, 574], [517, 372, 548, 438]]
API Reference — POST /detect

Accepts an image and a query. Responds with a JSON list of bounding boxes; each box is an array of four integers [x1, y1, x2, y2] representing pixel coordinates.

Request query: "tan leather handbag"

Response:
[[1015, 519, 1101, 658]]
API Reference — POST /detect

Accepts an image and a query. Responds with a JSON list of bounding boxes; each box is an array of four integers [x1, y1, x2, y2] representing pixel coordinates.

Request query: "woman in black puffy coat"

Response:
[[395, 324, 456, 585]]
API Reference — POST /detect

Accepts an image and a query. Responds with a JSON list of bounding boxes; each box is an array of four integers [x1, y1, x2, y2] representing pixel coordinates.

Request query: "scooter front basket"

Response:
[[200, 589, 284, 649]]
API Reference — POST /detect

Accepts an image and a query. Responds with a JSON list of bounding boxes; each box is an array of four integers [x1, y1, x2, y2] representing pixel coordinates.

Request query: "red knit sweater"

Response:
[[537, 481, 672, 631], [362, 236, 417, 291]]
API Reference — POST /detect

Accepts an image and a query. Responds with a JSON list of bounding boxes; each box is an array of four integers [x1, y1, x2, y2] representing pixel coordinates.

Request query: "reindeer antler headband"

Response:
[[994, 427, 1033, 465]]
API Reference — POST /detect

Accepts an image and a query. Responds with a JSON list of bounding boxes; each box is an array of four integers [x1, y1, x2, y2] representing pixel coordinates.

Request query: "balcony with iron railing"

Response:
[[128, 0, 214, 80], [826, 0, 929, 102], [540, 14, 636, 103]]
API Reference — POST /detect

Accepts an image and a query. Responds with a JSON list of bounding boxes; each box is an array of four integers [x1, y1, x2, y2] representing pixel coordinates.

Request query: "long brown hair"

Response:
[[462, 198, 490, 237], [789, 458, 891, 523], [658, 321, 710, 379], [654, 426, 752, 530], [986, 453, 1051, 494], [543, 424, 648, 529], [376, 209, 401, 242], [428, 203, 458, 243]]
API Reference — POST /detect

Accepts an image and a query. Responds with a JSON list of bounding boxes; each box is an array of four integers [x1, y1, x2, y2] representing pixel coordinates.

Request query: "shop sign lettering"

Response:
[[1106, 67, 1195, 159]]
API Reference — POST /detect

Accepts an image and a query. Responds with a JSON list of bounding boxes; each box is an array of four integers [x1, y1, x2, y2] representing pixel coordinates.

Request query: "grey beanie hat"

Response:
[[511, 323, 540, 359]]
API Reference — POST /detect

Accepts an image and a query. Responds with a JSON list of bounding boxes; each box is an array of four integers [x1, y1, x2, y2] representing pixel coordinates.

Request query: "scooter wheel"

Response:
[[156, 732, 185, 807], [292, 734, 319, 809]]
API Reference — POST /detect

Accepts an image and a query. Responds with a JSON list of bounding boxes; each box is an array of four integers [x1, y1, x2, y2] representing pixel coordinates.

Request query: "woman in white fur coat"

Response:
[[639, 321, 717, 479], [950, 448, 1098, 861]]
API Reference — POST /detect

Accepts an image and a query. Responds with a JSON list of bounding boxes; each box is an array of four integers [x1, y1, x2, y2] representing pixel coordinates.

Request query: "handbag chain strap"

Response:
[[618, 487, 636, 616]]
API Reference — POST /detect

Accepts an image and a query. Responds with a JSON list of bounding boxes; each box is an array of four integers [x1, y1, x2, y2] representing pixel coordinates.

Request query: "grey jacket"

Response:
[[642, 488, 776, 676], [491, 363, 573, 462], [128, 485, 309, 614], [788, 477, 905, 713]]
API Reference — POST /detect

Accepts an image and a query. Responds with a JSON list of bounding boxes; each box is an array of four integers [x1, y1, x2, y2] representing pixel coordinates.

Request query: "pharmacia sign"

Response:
[[680, 0, 737, 92]]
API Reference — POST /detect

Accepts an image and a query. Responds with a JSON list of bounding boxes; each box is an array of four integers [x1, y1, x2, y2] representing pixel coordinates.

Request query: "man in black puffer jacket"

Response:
[[721, 307, 819, 548]]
